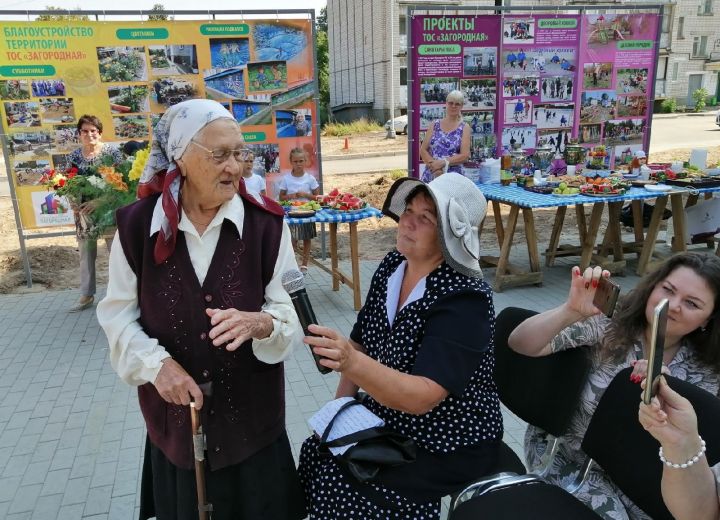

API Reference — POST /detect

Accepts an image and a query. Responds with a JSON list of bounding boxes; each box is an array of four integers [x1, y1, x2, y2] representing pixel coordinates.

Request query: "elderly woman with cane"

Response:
[[298, 174, 503, 519], [97, 99, 306, 520]]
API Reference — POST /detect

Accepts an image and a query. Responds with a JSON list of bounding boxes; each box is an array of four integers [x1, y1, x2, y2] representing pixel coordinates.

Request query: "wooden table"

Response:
[[285, 207, 382, 311], [635, 187, 719, 274], [475, 184, 718, 291]]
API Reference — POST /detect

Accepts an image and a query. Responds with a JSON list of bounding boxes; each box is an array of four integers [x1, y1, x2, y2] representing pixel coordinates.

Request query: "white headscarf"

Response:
[[137, 99, 236, 264]]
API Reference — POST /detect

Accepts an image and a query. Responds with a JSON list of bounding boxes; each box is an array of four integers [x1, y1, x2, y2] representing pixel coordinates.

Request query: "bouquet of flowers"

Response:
[[42, 148, 149, 239]]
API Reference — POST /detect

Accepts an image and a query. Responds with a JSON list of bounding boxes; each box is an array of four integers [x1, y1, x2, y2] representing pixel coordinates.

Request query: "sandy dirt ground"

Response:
[[0, 144, 718, 295], [321, 131, 408, 156]]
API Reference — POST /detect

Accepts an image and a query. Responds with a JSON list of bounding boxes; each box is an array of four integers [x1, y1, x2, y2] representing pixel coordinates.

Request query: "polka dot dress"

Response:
[[298, 251, 503, 519]]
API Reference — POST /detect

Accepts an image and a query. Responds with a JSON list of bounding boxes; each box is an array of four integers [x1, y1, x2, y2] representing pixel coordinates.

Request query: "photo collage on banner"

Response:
[[410, 11, 659, 178], [578, 14, 658, 168], [0, 18, 317, 229], [411, 15, 500, 182], [499, 15, 580, 157]]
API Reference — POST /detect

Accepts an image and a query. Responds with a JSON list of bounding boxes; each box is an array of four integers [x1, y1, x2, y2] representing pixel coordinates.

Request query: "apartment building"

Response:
[[326, 0, 719, 122]]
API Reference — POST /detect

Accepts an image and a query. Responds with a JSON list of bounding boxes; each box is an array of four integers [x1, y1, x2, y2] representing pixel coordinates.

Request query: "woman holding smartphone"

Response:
[[508, 252, 720, 519], [639, 377, 720, 520]]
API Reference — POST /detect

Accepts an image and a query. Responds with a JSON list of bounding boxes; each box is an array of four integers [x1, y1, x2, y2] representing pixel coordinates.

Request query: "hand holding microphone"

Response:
[[282, 269, 331, 374]]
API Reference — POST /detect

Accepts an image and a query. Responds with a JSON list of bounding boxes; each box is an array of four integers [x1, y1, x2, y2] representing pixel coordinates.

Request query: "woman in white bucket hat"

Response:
[[298, 174, 502, 519]]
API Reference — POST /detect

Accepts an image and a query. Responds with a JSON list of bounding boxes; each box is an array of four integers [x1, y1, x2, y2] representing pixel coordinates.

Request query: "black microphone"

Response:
[[282, 269, 331, 374]]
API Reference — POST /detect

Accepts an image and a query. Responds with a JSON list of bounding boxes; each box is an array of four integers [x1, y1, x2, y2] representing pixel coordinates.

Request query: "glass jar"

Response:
[[564, 140, 586, 166], [510, 143, 526, 173]]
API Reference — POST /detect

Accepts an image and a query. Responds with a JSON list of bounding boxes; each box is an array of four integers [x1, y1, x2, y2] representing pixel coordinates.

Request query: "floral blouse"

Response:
[[525, 314, 720, 520], [69, 143, 124, 175]]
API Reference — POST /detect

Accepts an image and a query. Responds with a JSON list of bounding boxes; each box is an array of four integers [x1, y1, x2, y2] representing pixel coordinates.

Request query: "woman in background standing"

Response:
[[68, 114, 123, 312], [418, 90, 470, 182]]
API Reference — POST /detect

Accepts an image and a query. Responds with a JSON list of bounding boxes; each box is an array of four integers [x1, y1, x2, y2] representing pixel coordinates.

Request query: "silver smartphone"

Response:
[[642, 298, 669, 405]]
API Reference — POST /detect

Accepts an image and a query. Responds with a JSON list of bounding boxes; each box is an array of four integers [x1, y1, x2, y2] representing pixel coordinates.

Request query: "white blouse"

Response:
[[97, 195, 302, 386], [385, 260, 427, 327]]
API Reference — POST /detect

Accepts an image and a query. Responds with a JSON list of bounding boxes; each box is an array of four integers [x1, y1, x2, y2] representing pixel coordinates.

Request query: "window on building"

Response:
[[399, 15, 406, 36], [677, 17, 684, 39], [698, 0, 713, 14], [692, 36, 708, 57], [661, 10, 671, 33], [400, 67, 407, 86], [657, 56, 667, 79], [671, 62, 679, 81]]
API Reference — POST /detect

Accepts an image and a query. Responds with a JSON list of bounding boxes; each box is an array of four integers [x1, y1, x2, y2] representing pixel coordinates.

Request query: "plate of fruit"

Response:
[[579, 177, 627, 197], [580, 185, 626, 196], [285, 200, 321, 218], [320, 188, 368, 213], [551, 182, 581, 196]]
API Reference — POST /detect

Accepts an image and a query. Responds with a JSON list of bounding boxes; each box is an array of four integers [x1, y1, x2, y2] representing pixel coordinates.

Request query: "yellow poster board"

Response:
[[0, 17, 317, 229]]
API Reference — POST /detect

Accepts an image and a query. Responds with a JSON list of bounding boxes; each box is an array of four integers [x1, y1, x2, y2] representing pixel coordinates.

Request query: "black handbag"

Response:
[[317, 399, 417, 483]]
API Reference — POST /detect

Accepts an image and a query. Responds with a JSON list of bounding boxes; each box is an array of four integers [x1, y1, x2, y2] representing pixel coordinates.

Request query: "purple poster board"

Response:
[[498, 15, 581, 160], [409, 11, 661, 178], [411, 15, 501, 180], [578, 13, 659, 168]]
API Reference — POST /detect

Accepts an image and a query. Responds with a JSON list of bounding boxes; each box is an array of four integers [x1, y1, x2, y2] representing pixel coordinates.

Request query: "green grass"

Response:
[[323, 117, 383, 136], [389, 169, 407, 180]]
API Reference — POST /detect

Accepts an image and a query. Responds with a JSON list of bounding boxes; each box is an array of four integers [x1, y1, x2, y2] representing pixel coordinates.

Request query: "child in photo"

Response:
[[241, 150, 266, 197], [278, 148, 320, 273]]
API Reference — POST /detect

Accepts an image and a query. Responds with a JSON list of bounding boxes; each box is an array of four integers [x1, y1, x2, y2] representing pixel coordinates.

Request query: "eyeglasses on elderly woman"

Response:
[[190, 140, 250, 163]]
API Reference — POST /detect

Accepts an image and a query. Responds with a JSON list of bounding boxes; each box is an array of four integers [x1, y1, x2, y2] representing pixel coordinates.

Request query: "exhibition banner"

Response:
[[0, 18, 317, 229], [412, 15, 500, 181], [577, 13, 658, 168], [410, 11, 659, 177], [499, 15, 580, 159]]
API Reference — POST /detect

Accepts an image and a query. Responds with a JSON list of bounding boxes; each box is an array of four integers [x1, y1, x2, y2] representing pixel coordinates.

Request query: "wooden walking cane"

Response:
[[190, 400, 213, 520]]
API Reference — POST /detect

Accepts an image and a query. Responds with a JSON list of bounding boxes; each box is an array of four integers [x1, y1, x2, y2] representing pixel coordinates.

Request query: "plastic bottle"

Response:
[[501, 148, 512, 171]]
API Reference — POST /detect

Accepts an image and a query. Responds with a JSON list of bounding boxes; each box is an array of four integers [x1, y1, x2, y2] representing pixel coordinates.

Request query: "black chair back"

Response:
[[582, 367, 720, 520], [494, 307, 591, 436]]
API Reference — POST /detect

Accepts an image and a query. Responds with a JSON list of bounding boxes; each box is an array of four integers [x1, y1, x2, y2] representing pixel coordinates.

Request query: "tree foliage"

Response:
[[36, 6, 89, 21], [148, 3, 173, 21], [316, 6, 327, 32], [316, 7, 330, 123]]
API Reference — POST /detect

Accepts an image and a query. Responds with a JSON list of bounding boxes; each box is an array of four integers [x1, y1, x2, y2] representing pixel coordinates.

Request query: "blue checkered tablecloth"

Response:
[[284, 206, 383, 225], [474, 184, 714, 209]]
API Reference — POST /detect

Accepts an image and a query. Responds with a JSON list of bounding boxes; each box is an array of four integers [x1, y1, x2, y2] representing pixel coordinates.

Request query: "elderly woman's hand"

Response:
[[565, 265, 610, 319], [206, 308, 273, 351], [154, 358, 205, 409], [305, 324, 358, 372], [639, 376, 702, 461]]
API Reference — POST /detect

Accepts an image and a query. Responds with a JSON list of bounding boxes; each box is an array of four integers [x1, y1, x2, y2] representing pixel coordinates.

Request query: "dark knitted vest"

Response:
[[116, 194, 284, 471]]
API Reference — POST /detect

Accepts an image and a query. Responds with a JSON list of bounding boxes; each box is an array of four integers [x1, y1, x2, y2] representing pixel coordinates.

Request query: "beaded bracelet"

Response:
[[659, 436, 707, 469]]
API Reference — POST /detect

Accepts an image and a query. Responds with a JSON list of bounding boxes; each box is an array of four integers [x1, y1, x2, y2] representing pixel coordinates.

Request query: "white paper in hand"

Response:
[[309, 397, 385, 456]]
